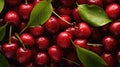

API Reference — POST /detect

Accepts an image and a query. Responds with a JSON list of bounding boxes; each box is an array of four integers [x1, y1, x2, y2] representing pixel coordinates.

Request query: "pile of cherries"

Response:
[[1, 0, 120, 67]]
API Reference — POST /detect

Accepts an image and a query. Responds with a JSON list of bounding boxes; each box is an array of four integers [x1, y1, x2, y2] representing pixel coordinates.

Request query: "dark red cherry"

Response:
[[18, 22, 27, 32], [77, 0, 87, 4], [102, 36, 117, 51], [65, 27, 76, 36], [2, 43, 18, 58], [60, 0, 75, 7], [33, 0, 42, 6], [23, 62, 35, 67], [45, 16, 60, 34], [75, 22, 91, 38], [20, 33, 35, 46], [91, 46, 102, 54], [101, 53, 115, 67], [19, 3, 33, 20], [72, 8, 81, 22], [16, 47, 32, 64], [34, 52, 49, 65], [11, 35, 19, 44], [4, 11, 20, 26], [117, 50, 120, 63], [48, 45, 63, 62], [5, 0, 21, 6], [105, 3, 120, 19], [57, 32, 72, 48], [87, 0, 103, 7], [58, 7, 72, 15], [29, 25, 44, 37], [110, 21, 120, 37], [36, 37, 50, 50]]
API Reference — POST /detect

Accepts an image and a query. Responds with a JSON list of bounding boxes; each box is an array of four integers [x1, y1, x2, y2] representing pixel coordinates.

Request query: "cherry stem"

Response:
[[15, 33, 26, 49], [62, 57, 80, 66], [25, 0, 28, 4], [9, 25, 12, 45], [19, 26, 28, 35], [44, 64, 47, 67], [87, 43, 103, 46], [52, 11, 74, 25]]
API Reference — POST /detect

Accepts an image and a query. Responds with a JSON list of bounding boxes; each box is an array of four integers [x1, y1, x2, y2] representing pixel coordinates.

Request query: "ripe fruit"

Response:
[[65, 27, 76, 36], [60, 0, 75, 7], [4, 11, 20, 26], [48, 45, 63, 62], [5, 0, 21, 6], [33, 0, 42, 6], [58, 7, 71, 15], [57, 32, 72, 48], [77, 0, 87, 4], [87, 0, 103, 7], [117, 50, 120, 63], [20, 33, 35, 46], [72, 8, 81, 22]]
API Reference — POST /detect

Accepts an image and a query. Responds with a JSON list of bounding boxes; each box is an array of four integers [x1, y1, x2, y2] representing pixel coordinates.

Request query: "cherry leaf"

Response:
[[0, 53, 9, 67], [78, 4, 112, 27], [28, 0, 53, 27], [0, 0, 4, 13], [0, 24, 7, 41]]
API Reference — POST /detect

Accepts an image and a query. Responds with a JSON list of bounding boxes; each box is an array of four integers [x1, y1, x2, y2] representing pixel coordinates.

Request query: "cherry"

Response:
[[101, 53, 115, 67], [33, 0, 42, 6], [36, 36, 50, 50], [116, 50, 120, 63], [29, 25, 44, 37], [18, 22, 27, 32], [110, 21, 120, 37], [34, 52, 49, 65], [48, 45, 63, 62], [49, 62, 58, 67], [91, 46, 102, 54], [65, 27, 76, 36], [87, 0, 103, 7], [77, 0, 87, 4], [58, 7, 72, 15], [4, 11, 20, 26], [60, 0, 75, 7], [105, 3, 120, 19], [23, 62, 35, 67], [20, 33, 35, 46], [16, 47, 32, 64], [72, 8, 81, 22], [19, 3, 33, 20], [102, 36, 117, 52], [58, 15, 71, 29], [11, 35, 19, 44], [45, 16, 60, 34], [57, 32, 72, 48], [2, 43, 18, 58], [75, 22, 91, 38], [5, 0, 21, 6]]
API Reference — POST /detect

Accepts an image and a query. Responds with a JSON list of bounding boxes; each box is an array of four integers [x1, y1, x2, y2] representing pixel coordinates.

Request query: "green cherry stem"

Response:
[[62, 57, 80, 66], [9, 25, 12, 45], [52, 11, 74, 25], [15, 33, 26, 49]]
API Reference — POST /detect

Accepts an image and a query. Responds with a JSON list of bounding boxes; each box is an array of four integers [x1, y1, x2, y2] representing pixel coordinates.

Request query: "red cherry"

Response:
[[87, 0, 103, 7], [77, 0, 87, 4], [20, 33, 35, 46], [60, 0, 75, 7], [57, 32, 72, 48], [11, 35, 19, 44], [4, 11, 20, 26], [72, 8, 81, 22], [75, 22, 91, 38], [45, 16, 60, 34], [18, 22, 27, 32], [105, 3, 120, 19], [29, 25, 44, 37], [65, 27, 76, 36], [33, 0, 42, 6], [110, 21, 120, 37], [49, 62, 58, 67], [19, 3, 33, 20], [34, 52, 49, 65], [23, 62, 35, 67], [101, 53, 115, 67], [5, 0, 21, 6], [102, 36, 117, 51], [36, 36, 50, 50], [48, 45, 63, 62], [2, 43, 18, 58], [16, 47, 32, 64], [117, 50, 120, 63], [91, 46, 102, 54], [58, 7, 72, 15]]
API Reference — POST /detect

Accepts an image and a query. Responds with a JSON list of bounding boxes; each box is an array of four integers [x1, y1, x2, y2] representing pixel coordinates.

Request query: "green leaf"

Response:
[[0, 0, 4, 13], [75, 45, 107, 67], [28, 0, 53, 27], [0, 53, 9, 67], [78, 4, 112, 27], [0, 24, 7, 41]]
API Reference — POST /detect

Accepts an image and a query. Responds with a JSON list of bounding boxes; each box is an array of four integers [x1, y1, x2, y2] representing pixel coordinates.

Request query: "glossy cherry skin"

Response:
[[117, 50, 120, 63], [72, 8, 81, 22], [4, 11, 20, 26], [60, 0, 75, 7], [102, 36, 117, 51], [2, 43, 18, 58], [11, 35, 19, 44], [34, 52, 49, 65], [48, 45, 63, 62], [101, 53, 115, 67], [77, 0, 87, 4], [20, 33, 35, 46], [33, 0, 42, 6], [16, 47, 32, 64], [58, 15, 71, 29], [57, 32, 72, 48], [45, 16, 60, 34], [29, 25, 44, 37], [75, 22, 91, 38], [19, 3, 33, 20], [58, 7, 72, 15], [5, 0, 21, 6], [105, 3, 120, 19], [65, 27, 76, 36], [23, 62, 35, 67], [18, 22, 27, 32], [110, 21, 120, 37], [36, 37, 50, 50], [87, 0, 103, 7]]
